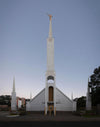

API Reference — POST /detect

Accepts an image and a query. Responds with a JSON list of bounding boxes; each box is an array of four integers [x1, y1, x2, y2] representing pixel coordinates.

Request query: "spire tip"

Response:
[[48, 14, 53, 21]]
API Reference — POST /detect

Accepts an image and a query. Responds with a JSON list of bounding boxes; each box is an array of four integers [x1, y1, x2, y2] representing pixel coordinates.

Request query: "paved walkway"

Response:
[[0, 111, 100, 122]]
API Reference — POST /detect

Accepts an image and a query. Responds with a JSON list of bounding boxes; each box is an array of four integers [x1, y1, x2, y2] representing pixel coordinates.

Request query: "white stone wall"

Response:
[[11, 92, 17, 111], [26, 87, 76, 112], [56, 88, 73, 111], [26, 89, 45, 111], [86, 92, 91, 110], [73, 101, 76, 111]]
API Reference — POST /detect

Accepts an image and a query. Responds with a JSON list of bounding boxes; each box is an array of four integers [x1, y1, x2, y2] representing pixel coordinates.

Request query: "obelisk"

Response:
[[11, 77, 17, 111], [45, 15, 56, 115]]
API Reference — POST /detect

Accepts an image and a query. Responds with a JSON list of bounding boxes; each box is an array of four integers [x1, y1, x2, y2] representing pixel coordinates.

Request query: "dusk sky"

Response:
[[0, 0, 100, 99]]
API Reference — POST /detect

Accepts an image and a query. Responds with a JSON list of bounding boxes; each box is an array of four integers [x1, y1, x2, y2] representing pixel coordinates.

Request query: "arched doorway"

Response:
[[48, 86, 54, 115], [49, 86, 53, 101]]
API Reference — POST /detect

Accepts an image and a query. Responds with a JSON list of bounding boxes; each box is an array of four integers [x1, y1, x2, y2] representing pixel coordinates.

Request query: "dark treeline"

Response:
[[0, 95, 11, 106]]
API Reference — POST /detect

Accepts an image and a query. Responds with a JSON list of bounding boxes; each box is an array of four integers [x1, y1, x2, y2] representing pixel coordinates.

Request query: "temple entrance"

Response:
[[48, 86, 54, 115], [48, 104, 54, 115], [49, 86, 53, 101]]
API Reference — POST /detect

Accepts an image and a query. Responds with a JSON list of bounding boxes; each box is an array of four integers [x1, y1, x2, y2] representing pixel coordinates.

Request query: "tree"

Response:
[[0, 95, 11, 106], [90, 66, 100, 106], [77, 96, 86, 110]]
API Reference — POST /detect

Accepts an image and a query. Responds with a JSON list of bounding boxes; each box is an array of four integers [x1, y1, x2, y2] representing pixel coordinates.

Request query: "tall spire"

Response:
[[13, 76, 15, 92], [11, 76, 17, 111], [45, 14, 56, 115], [48, 14, 53, 38]]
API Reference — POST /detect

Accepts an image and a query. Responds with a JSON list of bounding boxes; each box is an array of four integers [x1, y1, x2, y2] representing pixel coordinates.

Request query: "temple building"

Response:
[[26, 15, 76, 115]]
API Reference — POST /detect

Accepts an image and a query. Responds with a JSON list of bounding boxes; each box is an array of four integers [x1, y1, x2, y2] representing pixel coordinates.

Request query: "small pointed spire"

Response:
[[71, 92, 73, 101], [13, 76, 15, 92], [11, 76, 17, 111], [88, 77, 89, 83], [48, 14, 53, 38]]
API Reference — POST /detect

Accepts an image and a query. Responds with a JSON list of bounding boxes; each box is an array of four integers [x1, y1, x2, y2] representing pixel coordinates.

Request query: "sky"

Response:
[[0, 0, 100, 99]]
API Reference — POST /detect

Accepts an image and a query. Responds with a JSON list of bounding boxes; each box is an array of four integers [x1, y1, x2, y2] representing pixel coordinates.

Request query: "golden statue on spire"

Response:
[[48, 14, 53, 21]]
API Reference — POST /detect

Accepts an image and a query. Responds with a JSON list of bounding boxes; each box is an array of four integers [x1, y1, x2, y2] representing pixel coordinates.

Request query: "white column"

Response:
[[11, 77, 17, 111]]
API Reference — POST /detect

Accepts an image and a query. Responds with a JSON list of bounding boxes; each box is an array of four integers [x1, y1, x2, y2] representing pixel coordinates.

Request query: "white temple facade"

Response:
[[26, 15, 76, 114], [11, 77, 17, 111]]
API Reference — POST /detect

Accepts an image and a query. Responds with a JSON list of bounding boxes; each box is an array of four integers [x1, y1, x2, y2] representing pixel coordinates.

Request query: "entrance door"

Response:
[[48, 105, 54, 115], [49, 86, 53, 101]]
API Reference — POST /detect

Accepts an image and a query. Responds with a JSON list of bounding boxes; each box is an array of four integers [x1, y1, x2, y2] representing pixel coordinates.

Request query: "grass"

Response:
[[82, 110, 100, 118], [83, 114, 100, 118]]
